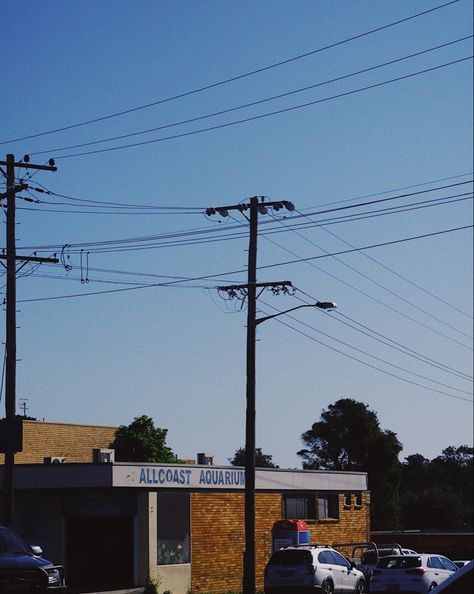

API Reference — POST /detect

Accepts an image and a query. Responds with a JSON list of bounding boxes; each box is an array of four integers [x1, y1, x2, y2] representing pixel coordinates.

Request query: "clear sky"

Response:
[[1, 0, 472, 468]]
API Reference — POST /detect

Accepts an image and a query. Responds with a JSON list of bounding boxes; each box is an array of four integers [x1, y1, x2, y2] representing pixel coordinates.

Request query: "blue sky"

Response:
[[1, 0, 472, 468]]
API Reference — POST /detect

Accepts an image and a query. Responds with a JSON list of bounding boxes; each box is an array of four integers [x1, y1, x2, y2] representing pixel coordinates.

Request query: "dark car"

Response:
[[0, 525, 66, 593]]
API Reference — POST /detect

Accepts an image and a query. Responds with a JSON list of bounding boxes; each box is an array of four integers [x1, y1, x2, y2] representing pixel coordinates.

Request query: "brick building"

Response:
[[0, 419, 117, 464], [0, 421, 371, 593]]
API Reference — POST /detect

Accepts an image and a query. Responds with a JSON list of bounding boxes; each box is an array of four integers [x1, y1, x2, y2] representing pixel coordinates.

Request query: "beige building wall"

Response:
[[0, 420, 117, 464]]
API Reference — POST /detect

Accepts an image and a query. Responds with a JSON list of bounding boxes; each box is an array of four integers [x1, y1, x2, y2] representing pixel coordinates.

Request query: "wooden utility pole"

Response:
[[210, 196, 295, 594], [1, 154, 58, 526]]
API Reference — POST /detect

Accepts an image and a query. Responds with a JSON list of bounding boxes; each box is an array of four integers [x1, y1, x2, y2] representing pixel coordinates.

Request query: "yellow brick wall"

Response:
[[190, 491, 370, 593], [0, 420, 117, 464]]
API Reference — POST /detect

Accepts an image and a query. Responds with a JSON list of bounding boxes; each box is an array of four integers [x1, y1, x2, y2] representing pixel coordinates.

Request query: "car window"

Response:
[[378, 556, 422, 569], [269, 550, 312, 566], [428, 556, 443, 569], [331, 550, 351, 568], [440, 557, 458, 571], [318, 551, 333, 564]]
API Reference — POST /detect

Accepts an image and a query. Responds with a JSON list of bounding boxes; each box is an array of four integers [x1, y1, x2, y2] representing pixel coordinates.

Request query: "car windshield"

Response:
[[269, 550, 313, 566], [378, 556, 422, 569], [0, 527, 30, 555]]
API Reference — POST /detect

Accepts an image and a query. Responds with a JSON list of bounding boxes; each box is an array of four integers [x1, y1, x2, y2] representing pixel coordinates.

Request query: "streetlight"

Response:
[[244, 299, 336, 594], [255, 301, 337, 326]]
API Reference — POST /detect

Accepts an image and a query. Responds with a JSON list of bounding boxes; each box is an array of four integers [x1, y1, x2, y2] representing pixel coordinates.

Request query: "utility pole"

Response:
[[209, 196, 295, 594], [0, 154, 58, 527]]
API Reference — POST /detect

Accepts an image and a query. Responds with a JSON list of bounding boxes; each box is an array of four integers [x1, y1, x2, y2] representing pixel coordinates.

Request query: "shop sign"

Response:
[[113, 465, 245, 489]]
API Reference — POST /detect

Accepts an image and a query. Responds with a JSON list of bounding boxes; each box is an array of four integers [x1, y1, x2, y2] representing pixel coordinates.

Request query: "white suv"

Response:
[[369, 553, 458, 593], [264, 545, 366, 593]]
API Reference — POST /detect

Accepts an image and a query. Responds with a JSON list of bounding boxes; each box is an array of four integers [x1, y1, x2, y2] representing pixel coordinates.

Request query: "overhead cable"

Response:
[[0, 0, 461, 145]]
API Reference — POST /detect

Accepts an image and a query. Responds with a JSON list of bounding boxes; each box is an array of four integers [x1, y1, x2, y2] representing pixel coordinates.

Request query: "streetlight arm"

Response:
[[255, 301, 336, 326]]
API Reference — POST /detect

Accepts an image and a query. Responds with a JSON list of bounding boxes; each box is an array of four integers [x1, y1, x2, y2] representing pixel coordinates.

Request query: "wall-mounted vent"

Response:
[[93, 448, 115, 463], [197, 452, 214, 465], [44, 456, 65, 464]]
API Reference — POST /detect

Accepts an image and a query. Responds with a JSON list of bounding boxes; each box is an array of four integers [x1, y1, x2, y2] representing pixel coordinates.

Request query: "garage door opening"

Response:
[[66, 516, 134, 592]]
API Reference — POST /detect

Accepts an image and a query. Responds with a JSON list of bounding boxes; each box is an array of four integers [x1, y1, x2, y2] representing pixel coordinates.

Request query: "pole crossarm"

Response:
[[217, 280, 292, 292], [0, 184, 28, 200], [0, 159, 57, 172], [206, 198, 294, 217], [0, 255, 59, 264]]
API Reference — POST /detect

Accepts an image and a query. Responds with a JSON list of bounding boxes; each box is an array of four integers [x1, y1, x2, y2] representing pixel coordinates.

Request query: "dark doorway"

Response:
[[66, 516, 134, 592]]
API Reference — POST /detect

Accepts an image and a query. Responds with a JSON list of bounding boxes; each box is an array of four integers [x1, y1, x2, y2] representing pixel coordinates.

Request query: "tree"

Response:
[[229, 447, 279, 468], [399, 445, 473, 529], [110, 415, 179, 463], [298, 398, 402, 529]]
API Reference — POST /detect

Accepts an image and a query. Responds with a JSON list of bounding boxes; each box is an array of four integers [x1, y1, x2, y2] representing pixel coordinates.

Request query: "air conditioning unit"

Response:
[[93, 448, 115, 463], [44, 456, 65, 464], [197, 452, 214, 465]]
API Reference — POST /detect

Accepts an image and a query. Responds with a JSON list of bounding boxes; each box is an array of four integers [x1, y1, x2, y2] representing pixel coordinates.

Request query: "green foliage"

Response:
[[298, 398, 402, 529], [400, 445, 473, 529], [144, 575, 160, 594], [110, 415, 180, 463], [229, 447, 279, 468]]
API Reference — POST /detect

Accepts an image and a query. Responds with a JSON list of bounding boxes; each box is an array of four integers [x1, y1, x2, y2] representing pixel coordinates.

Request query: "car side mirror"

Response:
[[30, 545, 43, 556]]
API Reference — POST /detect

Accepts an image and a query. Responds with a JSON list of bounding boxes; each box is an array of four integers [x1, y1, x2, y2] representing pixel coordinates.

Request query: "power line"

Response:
[[17, 224, 472, 303], [259, 298, 471, 396], [258, 301, 472, 404], [46, 56, 474, 160], [294, 289, 472, 381], [295, 208, 473, 320], [28, 36, 472, 156], [283, 210, 473, 339], [0, 0, 461, 146], [19, 181, 472, 252], [266, 217, 471, 349]]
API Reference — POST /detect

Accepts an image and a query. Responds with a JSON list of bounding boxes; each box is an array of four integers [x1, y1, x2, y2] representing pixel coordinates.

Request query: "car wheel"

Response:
[[354, 579, 366, 593], [428, 585, 437, 592], [322, 580, 334, 594]]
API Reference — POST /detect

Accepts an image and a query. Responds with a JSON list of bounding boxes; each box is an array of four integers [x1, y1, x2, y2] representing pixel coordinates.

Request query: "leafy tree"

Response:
[[229, 447, 279, 468], [400, 486, 465, 530], [298, 398, 402, 530], [110, 415, 179, 463], [400, 445, 473, 529]]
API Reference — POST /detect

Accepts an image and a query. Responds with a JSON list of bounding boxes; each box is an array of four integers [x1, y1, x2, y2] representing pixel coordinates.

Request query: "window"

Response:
[[343, 493, 352, 507], [157, 492, 190, 565], [284, 494, 316, 519], [428, 557, 443, 569], [318, 551, 333, 564], [440, 557, 457, 571], [354, 492, 363, 506], [317, 494, 339, 520], [332, 550, 351, 569]]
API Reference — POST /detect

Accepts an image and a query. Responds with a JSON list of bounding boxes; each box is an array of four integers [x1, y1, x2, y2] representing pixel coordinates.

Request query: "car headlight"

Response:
[[45, 568, 62, 586]]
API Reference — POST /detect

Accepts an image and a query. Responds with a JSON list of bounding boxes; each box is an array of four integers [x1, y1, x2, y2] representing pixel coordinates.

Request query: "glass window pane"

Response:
[[428, 557, 443, 569], [332, 550, 350, 567], [157, 492, 190, 565], [440, 557, 457, 571]]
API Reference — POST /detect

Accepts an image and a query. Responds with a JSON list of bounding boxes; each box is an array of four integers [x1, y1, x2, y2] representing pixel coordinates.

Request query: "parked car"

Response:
[[452, 559, 471, 568], [369, 553, 458, 593], [429, 559, 473, 593], [0, 525, 66, 592], [264, 545, 367, 593]]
